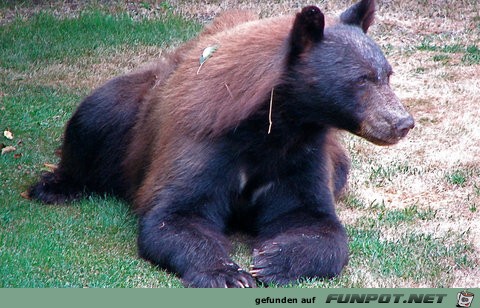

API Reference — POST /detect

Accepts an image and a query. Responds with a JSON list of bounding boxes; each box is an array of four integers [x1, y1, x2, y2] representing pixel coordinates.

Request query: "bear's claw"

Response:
[[250, 242, 294, 286], [183, 265, 256, 288]]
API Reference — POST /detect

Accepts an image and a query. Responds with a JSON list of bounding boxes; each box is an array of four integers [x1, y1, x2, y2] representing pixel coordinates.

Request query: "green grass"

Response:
[[462, 45, 480, 65], [0, 0, 38, 8], [0, 196, 182, 287], [349, 229, 471, 280], [445, 167, 480, 188], [368, 161, 422, 187], [432, 54, 451, 64], [0, 10, 200, 71], [378, 205, 437, 225], [0, 7, 199, 288], [446, 170, 468, 187], [416, 38, 480, 65], [287, 228, 473, 288]]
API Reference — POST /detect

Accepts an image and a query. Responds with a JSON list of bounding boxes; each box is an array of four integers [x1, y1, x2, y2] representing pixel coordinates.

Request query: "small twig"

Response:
[[152, 75, 161, 88], [196, 63, 204, 75], [268, 88, 274, 134], [224, 83, 234, 99]]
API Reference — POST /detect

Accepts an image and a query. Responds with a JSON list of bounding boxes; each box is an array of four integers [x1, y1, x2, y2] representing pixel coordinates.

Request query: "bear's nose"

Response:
[[396, 115, 415, 138]]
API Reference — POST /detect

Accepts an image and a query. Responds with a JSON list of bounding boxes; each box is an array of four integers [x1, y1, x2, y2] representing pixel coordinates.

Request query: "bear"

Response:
[[28, 0, 414, 288]]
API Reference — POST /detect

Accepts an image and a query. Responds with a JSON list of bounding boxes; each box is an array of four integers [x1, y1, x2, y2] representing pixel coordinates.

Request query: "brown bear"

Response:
[[29, 0, 414, 287]]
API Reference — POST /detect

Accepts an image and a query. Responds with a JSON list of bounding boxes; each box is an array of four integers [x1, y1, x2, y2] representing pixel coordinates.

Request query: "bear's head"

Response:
[[285, 0, 414, 145]]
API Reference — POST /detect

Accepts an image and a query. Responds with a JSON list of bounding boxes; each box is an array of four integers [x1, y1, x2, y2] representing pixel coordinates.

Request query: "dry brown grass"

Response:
[[34, 46, 168, 90], [3, 0, 478, 287], [348, 0, 479, 287]]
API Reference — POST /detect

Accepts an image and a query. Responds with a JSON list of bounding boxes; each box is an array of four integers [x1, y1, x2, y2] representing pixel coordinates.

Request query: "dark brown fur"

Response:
[[29, 0, 413, 287], [128, 13, 346, 213]]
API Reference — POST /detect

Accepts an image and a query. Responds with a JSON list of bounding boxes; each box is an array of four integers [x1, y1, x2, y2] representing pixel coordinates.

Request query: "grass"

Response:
[[1, 0, 479, 288], [417, 40, 480, 65], [290, 228, 473, 288], [446, 170, 469, 187], [0, 10, 200, 71], [0, 196, 182, 287], [0, 6, 199, 288]]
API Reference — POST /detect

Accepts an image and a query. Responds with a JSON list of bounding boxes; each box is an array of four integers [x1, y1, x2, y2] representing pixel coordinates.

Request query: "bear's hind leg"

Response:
[[28, 118, 94, 204], [138, 208, 256, 288], [251, 210, 348, 286], [28, 168, 84, 204]]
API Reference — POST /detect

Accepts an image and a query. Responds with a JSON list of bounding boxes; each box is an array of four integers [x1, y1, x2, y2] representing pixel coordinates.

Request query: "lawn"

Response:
[[1, 0, 479, 288]]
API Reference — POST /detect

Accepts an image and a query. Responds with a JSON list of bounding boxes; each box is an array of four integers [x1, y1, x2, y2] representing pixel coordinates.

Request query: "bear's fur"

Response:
[[29, 0, 414, 287]]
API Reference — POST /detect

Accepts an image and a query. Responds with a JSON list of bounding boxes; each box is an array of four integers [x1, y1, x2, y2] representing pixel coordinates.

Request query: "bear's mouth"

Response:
[[359, 133, 403, 146], [356, 115, 415, 146]]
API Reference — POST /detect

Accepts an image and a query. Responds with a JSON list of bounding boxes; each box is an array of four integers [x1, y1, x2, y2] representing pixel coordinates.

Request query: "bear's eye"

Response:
[[357, 74, 370, 86]]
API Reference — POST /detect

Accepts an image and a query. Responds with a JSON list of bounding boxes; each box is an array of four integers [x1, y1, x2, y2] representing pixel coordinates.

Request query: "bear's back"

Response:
[[155, 15, 295, 140]]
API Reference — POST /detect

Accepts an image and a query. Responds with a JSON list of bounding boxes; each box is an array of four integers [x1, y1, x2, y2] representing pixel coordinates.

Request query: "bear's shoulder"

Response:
[[145, 10, 339, 141], [155, 15, 294, 139]]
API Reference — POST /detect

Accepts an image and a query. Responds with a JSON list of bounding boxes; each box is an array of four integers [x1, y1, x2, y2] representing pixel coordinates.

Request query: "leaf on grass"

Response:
[[1, 146, 16, 155], [14, 153, 22, 159], [4, 130, 13, 140], [20, 191, 31, 200], [44, 163, 58, 172]]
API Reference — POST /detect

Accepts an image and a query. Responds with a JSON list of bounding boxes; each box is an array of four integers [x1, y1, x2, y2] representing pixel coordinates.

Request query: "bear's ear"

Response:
[[288, 6, 325, 63], [340, 0, 375, 33]]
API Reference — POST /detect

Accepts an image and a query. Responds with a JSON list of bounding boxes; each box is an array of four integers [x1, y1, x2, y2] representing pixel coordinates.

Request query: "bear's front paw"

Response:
[[250, 241, 295, 286], [183, 263, 256, 288], [251, 233, 349, 286]]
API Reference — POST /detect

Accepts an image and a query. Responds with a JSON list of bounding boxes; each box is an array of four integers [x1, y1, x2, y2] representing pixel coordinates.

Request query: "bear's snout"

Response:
[[357, 106, 415, 146], [395, 115, 415, 139]]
